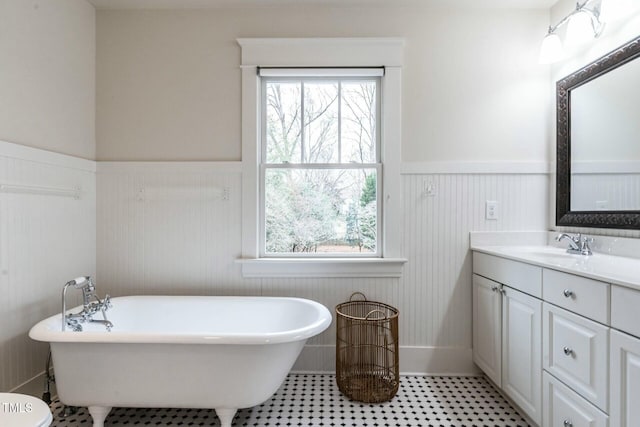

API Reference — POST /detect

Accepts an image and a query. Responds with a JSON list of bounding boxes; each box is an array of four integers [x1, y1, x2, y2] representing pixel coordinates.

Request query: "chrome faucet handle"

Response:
[[103, 294, 112, 310], [580, 236, 593, 255], [66, 317, 83, 332]]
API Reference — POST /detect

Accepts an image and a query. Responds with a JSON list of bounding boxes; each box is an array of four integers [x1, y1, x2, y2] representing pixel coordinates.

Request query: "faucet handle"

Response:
[[103, 294, 112, 310], [580, 236, 593, 255]]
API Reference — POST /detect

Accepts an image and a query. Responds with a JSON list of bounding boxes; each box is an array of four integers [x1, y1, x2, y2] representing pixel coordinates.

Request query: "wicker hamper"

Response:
[[335, 292, 399, 403]]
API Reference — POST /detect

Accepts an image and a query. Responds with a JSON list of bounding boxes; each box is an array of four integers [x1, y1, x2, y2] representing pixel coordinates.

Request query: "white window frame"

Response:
[[237, 38, 406, 278]]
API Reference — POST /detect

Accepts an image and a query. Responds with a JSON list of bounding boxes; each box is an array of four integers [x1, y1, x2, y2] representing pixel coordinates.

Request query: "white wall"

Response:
[[0, 0, 96, 159], [96, 6, 550, 163], [0, 142, 96, 394], [0, 0, 97, 394]]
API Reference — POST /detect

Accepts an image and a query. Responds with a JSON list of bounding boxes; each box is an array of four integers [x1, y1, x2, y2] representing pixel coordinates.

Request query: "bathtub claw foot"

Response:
[[88, 405, 112, 427], [215, 408, 237, 427]]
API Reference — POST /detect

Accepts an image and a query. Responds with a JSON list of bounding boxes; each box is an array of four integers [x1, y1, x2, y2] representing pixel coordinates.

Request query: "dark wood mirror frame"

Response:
[[556, 35, 640, 229]]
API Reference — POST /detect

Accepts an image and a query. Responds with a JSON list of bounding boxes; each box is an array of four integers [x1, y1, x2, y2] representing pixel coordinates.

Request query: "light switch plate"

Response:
[[486, 201, 499, 220]]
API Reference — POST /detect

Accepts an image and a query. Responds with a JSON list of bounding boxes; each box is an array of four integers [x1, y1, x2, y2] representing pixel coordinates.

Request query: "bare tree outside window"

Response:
[[263, 77, 379, 255]]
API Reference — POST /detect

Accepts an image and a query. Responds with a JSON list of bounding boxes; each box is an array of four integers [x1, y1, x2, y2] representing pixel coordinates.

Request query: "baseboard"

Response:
[[9, 371, 56, 399], [292, 345, 480, 376]]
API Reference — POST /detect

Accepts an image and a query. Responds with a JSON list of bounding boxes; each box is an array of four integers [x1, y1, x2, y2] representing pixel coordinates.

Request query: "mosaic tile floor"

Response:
[[50, 374, 530, 426]]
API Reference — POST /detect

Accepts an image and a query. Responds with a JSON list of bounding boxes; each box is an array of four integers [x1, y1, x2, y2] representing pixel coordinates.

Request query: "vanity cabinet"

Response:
[[472, 259, 542, 425], [473, 245, 640, 427]]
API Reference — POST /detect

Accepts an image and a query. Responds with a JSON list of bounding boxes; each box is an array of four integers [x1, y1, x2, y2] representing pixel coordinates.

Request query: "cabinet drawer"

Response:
[[611, 286, 640, 339], [473, 252, 542, 298], [543, 371, 608, 427], [543, 269, 609, 324], [543, 303, 609, 412]]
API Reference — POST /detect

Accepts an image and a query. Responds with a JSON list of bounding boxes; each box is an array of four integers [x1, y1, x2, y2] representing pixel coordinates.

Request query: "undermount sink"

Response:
[[506, 246, 576, 257], [493, 245, 584, 262]]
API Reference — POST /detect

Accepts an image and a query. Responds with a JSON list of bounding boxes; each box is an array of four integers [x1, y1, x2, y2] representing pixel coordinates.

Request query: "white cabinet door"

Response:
[[473, 274, 502, 387], [502, 286, 542, 426], [610, 330, 640, 427]]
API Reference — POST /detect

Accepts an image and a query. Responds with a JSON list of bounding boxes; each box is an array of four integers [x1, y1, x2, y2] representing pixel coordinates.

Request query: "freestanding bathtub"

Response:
[[29, 295, 332, 427]]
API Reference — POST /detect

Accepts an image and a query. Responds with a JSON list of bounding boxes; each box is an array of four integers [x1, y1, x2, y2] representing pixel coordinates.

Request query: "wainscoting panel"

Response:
[[0, 142, 96, 393], [96, 164, 549, 373], [96, 162, 252, 297], [400, 173, 548, 350]]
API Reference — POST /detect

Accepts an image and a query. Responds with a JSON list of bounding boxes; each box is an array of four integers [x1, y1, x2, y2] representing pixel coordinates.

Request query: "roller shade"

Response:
[[258, 67, 384, 77]]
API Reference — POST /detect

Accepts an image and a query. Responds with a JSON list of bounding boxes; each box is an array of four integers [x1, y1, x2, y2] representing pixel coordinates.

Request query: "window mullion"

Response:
[[338, 81, 342, 163], [300, 81, 305, 164]]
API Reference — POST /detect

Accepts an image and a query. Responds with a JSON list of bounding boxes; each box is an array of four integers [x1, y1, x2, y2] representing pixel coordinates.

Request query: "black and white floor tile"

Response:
[[50, 374, 530, 426]]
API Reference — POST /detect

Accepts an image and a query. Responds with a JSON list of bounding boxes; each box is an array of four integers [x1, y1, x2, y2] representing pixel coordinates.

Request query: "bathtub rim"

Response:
[[29, 295, 332, 345]]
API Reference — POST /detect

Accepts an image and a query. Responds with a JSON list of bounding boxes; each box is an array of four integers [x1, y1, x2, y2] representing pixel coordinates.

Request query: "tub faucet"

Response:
[[62, 276, 113, 331], [556, 233, 593, 256]]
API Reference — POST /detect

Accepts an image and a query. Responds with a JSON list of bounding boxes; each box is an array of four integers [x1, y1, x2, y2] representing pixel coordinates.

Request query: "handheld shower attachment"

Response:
[[68, 276, 91, 288]]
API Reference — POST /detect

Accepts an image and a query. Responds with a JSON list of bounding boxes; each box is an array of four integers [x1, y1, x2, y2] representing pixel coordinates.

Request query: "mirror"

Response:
[[556, 36, 640, 229]]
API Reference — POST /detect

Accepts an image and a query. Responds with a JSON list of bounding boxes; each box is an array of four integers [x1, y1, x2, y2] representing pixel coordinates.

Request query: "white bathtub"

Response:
[[29, 295, 332, 427]]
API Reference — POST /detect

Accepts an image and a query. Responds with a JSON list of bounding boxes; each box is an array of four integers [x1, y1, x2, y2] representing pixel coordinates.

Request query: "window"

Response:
[[237, 38, 406, 277], [260, 72, 382, 257]]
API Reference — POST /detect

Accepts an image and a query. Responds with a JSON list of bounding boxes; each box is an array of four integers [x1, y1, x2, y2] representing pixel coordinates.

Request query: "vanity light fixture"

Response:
[[539, 0, 606, 64], [600, 0, 633, 22]]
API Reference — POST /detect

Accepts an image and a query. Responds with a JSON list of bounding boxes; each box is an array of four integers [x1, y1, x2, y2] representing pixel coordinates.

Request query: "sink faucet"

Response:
[[62, 276, 113, 331], [556, 233, 593, 256]]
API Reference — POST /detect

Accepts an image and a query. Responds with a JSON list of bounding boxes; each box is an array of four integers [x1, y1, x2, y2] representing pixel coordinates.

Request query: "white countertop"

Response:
[[471, 244, 640, 291]]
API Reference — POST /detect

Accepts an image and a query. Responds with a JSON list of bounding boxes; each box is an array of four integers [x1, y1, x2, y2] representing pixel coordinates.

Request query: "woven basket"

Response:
[[335, 292, 399, 403]]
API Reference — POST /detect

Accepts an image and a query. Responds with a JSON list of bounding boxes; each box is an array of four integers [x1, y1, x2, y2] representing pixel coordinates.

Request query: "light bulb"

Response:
[[565, 10, 597, 48], [539, 32, 564, 64]]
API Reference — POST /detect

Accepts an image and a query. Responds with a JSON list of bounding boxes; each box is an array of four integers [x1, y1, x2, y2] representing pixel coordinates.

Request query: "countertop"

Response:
[[471, 244, 640, 291]]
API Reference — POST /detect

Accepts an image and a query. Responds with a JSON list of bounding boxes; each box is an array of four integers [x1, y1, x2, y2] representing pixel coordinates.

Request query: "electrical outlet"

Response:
[[485, 201, 499, 220]]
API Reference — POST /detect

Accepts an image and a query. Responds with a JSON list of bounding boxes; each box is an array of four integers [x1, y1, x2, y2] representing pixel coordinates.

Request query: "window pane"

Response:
[[265, 82, 302, 163], [303, 82, 339, 163], [341, 81, 377, 163], [265, 168, 377, 254]]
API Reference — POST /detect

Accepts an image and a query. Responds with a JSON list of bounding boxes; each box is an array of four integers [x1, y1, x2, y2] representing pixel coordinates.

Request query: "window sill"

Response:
[[236, 257, 407, 278]]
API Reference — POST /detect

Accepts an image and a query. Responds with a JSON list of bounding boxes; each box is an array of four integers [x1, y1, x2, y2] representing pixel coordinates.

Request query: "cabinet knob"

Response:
[[491, 286, 498, 292], [563, 420, 573, 427], [563, 346, 574, 356], [500, 288, 506, 295], [563, 289, 574, 298]]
